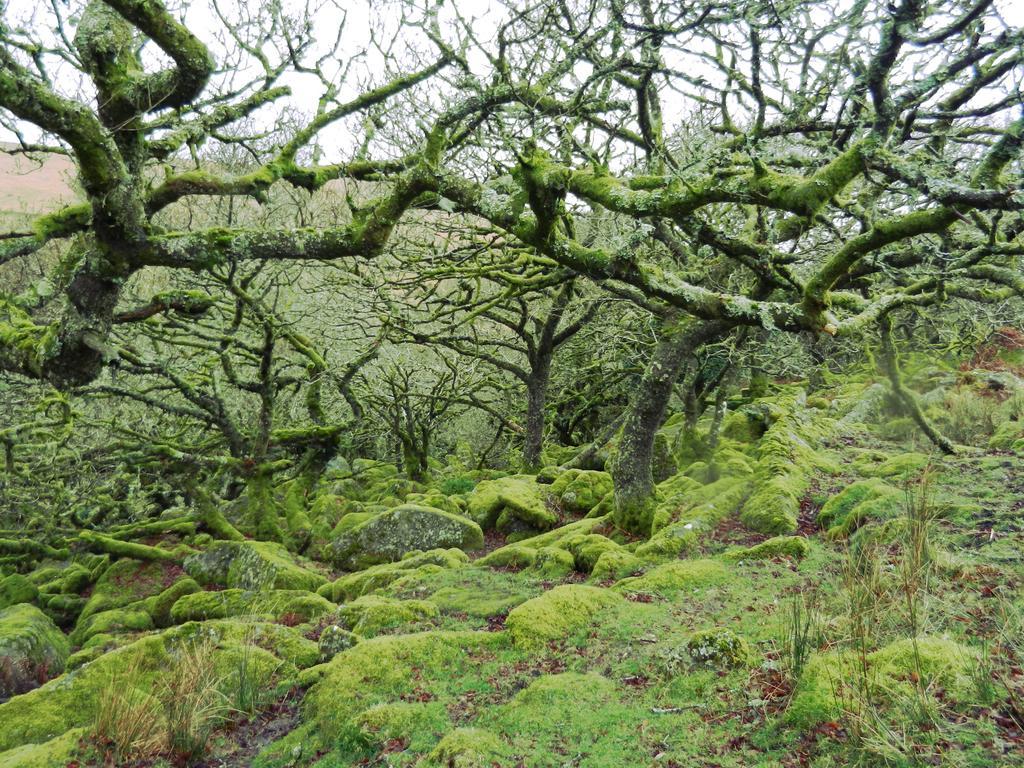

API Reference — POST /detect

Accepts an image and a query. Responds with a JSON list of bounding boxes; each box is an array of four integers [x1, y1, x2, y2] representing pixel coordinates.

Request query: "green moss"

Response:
[[425, 727, 510, 768], [318, 548, 468, 602], [78, 559, 179, 624], [329, 505, 483, 571], [787, 636, 978, 727], [303, 631, 501, 751], [169, 589, 334, 624], [558, 534, 622, 573], [723, 535, 810, 562], [338, 595, 438, 637], [0, 575, 38, 610], [549, 469, 613, 514], [354, 700, 449, 749], [684, 628, 751, 668], [184, 540, 326, 592], [70, 607, 153, 646], [141, 577, 200, 627], [0, 604, 69, 700], [738, 390, 835, 534], [613, 559, 729, 596], [505, 584, 622, 648], [465, 476, 546, 530], [590, 549, 642, 582], [475, 544, 537, 570], [988, 419, 1024, 450], [530, 546, 576, 579], [854, 451, 930, 479], [819, 480, 904, 538], [0, 727, 85, 768]]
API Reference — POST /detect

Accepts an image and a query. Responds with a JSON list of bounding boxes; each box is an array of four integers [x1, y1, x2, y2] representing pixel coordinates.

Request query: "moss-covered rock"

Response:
[[354, 700, 448, 749], [549, 469, 613, 514], [465, 476, 547, 530], [318, 548, 468, 602], [77, 559, 181, 625], [70, 607, 153, 646], [818, 479, 904, 538], [475, 544, 538, 570], [329, 505, 483, 571], [505, 584, 622, 648], [169, 588, 334, 624], [425, 727, 510, 768], [301, 631, 502, 751], [685, 627, 751, 668], [854, 451, 930, 479], [787, 636, 978, 727], [184, 540, 326, 592], [338, 595, 439, 637], [0, 604, 69, 701], [723, 535, 810, 562], [738, 390, 834, 534], [0, 575, 37, 611], [530, 546, 576, 579], [613, 559, 729, 596], [590, 549, 643, 582], [0, 619, 316, 752], [0, 727, 85, 768]]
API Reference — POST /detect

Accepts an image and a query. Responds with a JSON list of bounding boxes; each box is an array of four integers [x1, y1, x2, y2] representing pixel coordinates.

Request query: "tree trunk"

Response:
[[611, 319, 731, 536], [523, 364, 550, 470]]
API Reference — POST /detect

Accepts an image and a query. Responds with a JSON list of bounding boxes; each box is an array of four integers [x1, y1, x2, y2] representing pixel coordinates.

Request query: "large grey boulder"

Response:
[[328, 504, 483, 571]]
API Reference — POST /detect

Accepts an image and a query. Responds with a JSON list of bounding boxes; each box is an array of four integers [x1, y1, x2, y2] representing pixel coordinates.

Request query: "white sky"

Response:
[[1, 0, 1022, 163]]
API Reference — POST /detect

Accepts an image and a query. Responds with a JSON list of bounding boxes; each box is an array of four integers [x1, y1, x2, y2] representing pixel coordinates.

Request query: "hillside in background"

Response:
[[0, 146, 77, 224]]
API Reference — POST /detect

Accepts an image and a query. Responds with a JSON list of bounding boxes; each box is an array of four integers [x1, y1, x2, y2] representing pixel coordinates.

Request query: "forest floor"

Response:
[[1, 378, 1024, 768]]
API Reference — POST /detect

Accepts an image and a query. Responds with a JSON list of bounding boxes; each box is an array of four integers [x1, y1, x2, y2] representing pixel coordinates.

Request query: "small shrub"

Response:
[[439, 475, 477, 495]]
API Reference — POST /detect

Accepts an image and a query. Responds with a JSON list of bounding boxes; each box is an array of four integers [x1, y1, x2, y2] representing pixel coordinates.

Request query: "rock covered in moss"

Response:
[[318, 625, 360, 661], [426, 727, 509, 767], [0, 726, 85, 767], [530, 546, 576, 579], [318, 548, 468, 602], [354, 700, 447, 749], [169, 588, 334, 624], [0, 604, 69, 701], [739, 390, 835, 535], [724, 535, 810, 562], [613, 559, 729, 596], [0, 619, 316, 753], [301, 631, 502, 750], [505, 584, 622, 648], [70, 607, 153, 646], [549, 469, 613, 514], [465, 475, 547, 530], [184, 540, 326, 591], [338, 595, 438, 636], [475, 543, 538, 570], [854, 451, 930, 479], [590, 549, 642, 582], [787, 636, 978, 727], [685, 627, 750, 668], [77, 559, 181, 625], [329, 505, 483, 571], [818, 479, 903, 538], [0, 575, 37, 610]]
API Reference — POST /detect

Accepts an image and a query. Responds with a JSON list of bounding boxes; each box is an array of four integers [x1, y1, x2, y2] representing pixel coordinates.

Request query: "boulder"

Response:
[[328, 505, 483, 571], [184, 540, 326, 591], [0, 604, 69, 701], [0, 575, 38, 610]]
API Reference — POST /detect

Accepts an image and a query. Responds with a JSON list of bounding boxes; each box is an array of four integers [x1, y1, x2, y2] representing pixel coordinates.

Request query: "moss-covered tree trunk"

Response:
[[611, 319, 731, 536], [523, 359, 551, 470]]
